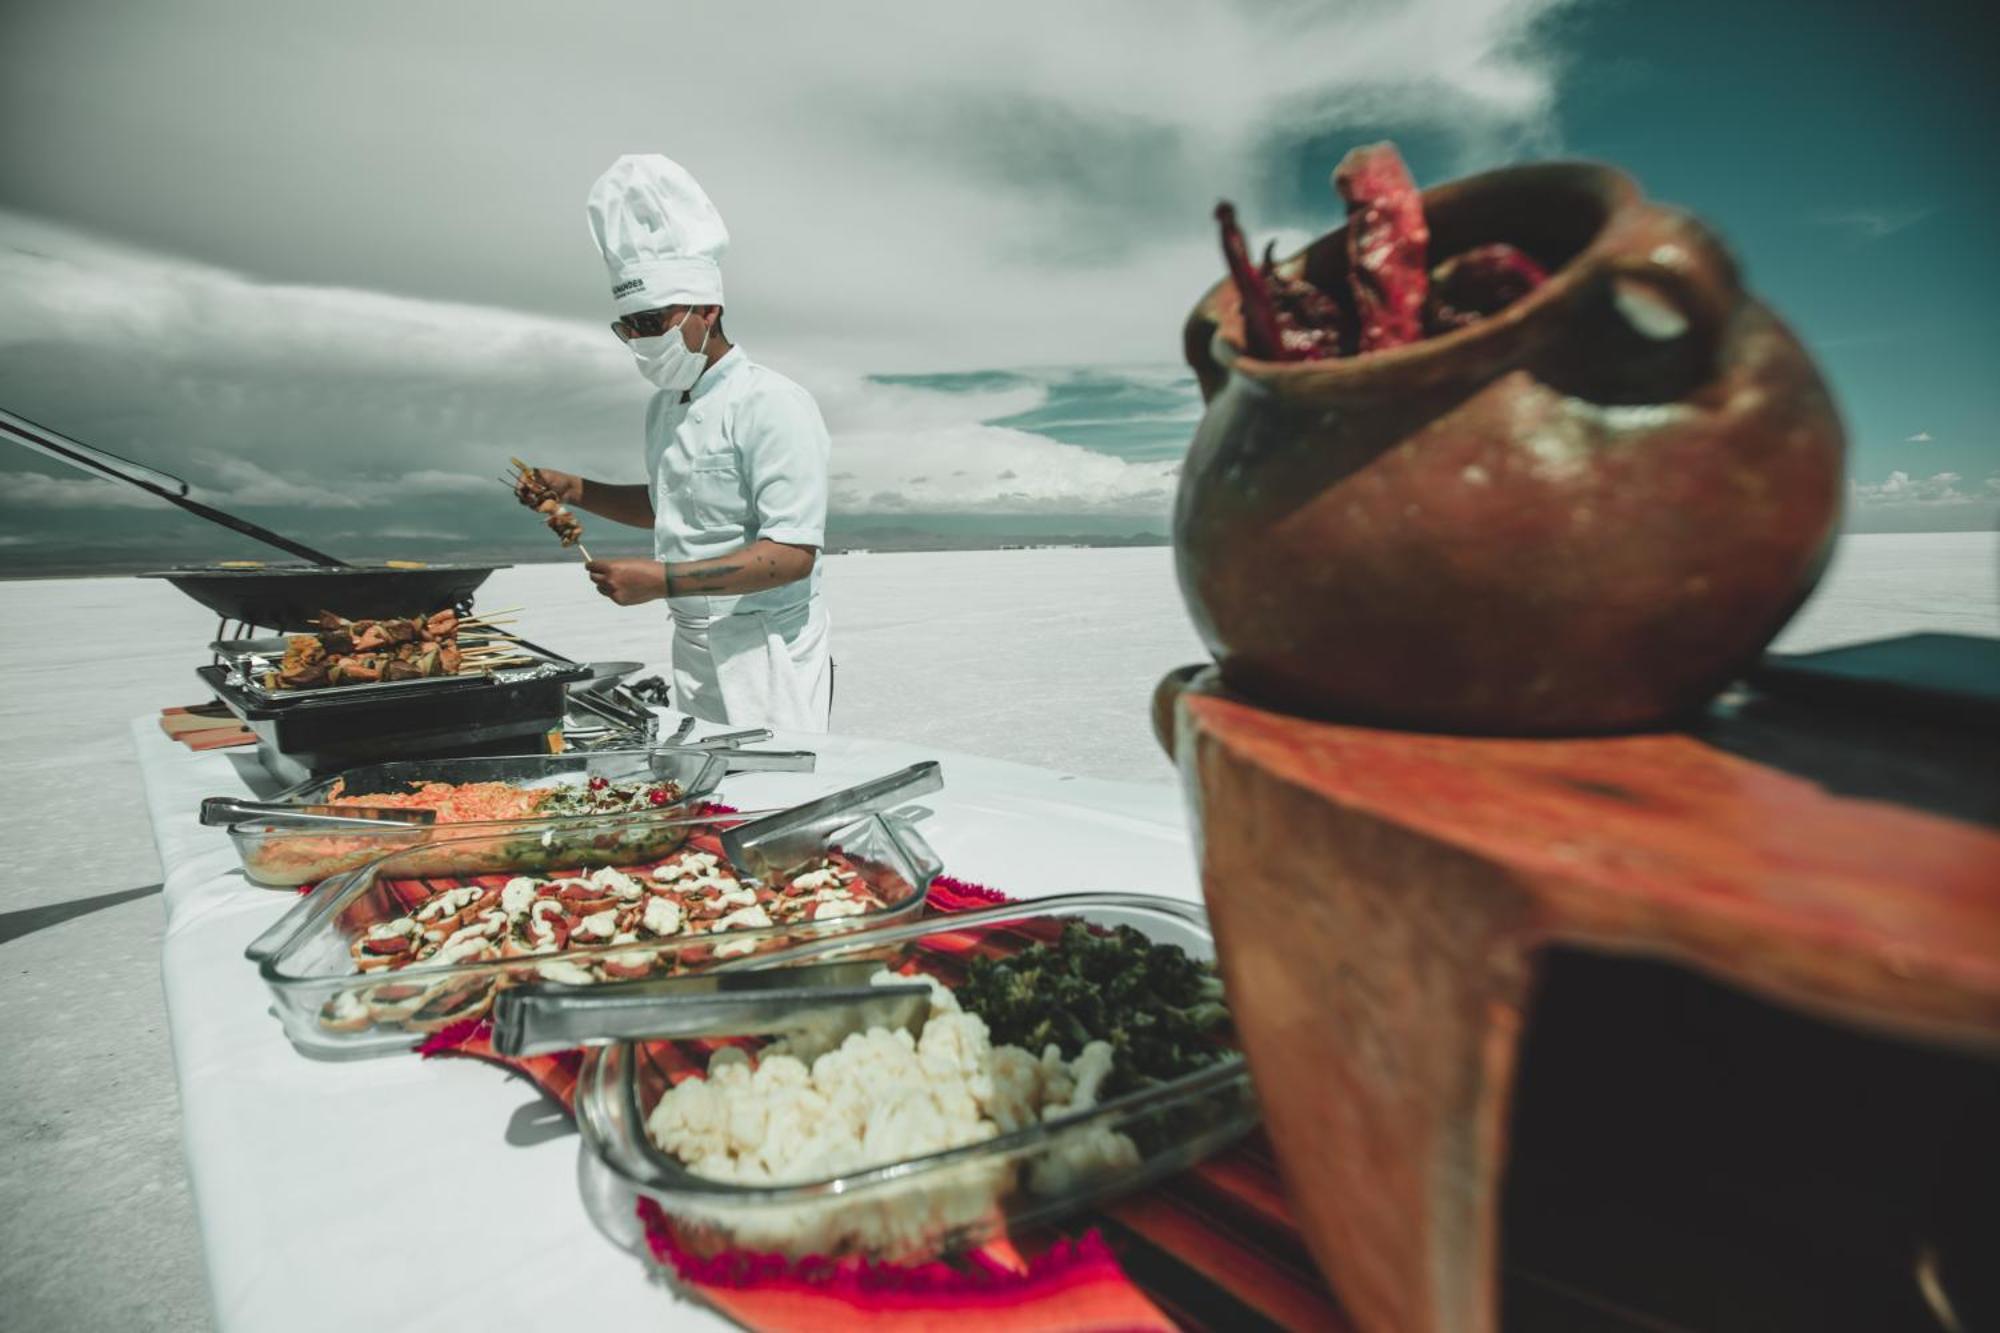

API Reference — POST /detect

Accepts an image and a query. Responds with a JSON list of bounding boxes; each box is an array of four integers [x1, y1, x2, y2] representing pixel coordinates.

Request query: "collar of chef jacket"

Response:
[[682, 344, 745, 403]]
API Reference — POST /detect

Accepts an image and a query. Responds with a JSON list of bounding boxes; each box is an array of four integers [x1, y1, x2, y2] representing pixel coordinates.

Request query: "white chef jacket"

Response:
[[644, 346, 833, 729]]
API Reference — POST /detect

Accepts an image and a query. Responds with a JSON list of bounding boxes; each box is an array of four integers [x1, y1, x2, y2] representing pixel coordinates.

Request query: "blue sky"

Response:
[[1259, 0, 1998, 518], [1552, 0, 1997, 520], [0, 0, 1993, 570]]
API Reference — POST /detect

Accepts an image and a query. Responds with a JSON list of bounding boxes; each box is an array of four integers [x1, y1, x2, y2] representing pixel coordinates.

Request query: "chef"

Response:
[[518, 154, 833, 730]]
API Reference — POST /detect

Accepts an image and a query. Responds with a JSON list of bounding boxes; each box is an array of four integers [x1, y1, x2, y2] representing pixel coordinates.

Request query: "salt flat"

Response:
[[0, 532, 1993, 1330]]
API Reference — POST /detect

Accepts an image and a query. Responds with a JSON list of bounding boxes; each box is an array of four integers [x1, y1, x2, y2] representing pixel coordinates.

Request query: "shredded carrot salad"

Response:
[[326, 780, 547, 824]]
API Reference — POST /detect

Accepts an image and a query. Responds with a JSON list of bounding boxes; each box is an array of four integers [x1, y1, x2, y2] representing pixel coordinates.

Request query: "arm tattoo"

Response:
[[666, 563, 745, 597]]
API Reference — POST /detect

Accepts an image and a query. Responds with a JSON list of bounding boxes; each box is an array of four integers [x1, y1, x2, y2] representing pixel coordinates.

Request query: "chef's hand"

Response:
[[585, 558, 667, 606], [514, 465, 582, 509]]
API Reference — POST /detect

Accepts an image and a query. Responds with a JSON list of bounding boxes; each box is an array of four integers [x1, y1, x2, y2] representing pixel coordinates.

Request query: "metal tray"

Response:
[[199, 657, 590, 784], [569, 892, 1255, 1262], [221, 747, 733, 887], [247, 766, 946, 1057], [220, 642, 575, 709]]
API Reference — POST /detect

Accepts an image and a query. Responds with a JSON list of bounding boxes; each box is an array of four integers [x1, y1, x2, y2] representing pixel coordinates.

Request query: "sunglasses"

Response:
[[610, 308, 696, 342]]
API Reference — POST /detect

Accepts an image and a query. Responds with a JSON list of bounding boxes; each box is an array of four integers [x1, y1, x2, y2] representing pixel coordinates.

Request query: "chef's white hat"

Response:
[[586, 154, 729, 315]]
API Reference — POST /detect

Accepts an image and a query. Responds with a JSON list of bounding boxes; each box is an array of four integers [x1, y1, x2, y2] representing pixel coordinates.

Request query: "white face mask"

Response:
[[627, 315, 711, 392]]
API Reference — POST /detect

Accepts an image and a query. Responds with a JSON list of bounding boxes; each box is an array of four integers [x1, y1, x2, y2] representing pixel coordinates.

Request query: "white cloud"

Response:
[[0, 217, 1185, 524], [1904, 431, 1933, 443], [1843, 471, 2000, 533], [1848, 470, 1969, 505], [1, 0, 1581, 375], [0, 470, 170, 510], [1814, 208, 1935, 242], [1, 0, 1587, 559]]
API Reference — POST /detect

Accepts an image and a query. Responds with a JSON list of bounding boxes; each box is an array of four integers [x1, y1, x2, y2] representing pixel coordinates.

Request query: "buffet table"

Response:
[[134, 716, 1200, 1332]]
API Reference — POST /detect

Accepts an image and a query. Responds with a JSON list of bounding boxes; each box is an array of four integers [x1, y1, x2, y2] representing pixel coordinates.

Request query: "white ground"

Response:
[[0, 533, 1993, 1330]]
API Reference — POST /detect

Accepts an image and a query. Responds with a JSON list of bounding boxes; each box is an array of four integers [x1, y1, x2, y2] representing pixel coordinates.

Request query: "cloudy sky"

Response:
[[2, 0, 1996, 570]]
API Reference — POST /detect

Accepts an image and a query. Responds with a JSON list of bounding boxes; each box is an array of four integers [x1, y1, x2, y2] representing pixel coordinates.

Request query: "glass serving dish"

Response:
[[223, 748, 733, 887], [568, 892, 1258, 1262], [247, 771, 945, 1058]]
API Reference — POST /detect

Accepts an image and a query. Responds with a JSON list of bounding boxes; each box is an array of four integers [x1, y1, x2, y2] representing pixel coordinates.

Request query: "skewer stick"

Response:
[[457, 656, 534, 672], [461, 605, 523, 619], [504, 460, 588, 564]]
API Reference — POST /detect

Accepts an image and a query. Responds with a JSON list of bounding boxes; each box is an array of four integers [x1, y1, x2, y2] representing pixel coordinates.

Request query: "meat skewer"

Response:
[[265, 608, 524, 690], [508, 458, 593, 562]]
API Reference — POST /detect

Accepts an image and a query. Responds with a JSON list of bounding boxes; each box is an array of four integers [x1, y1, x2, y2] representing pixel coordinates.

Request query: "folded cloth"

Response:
[[419, 875, 1349, 1332]]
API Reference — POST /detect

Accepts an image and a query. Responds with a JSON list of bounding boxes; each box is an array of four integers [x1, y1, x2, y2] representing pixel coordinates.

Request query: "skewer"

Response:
[[461, 605, 524, 620], [508, 459, 592, 565]]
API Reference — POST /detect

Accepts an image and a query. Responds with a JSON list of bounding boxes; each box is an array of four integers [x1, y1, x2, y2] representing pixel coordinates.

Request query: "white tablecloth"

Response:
[[134, 716, 1198, 1332]]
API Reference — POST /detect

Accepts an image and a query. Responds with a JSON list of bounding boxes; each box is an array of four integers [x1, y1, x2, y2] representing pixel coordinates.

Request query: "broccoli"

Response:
[[956, 921, 1232, 1096]]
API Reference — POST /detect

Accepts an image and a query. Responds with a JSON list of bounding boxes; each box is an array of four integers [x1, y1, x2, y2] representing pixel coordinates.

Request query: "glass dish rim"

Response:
[[230, 748, 734, 839], [250, 807, 934, 987], [576, 890, 1252, 1204]]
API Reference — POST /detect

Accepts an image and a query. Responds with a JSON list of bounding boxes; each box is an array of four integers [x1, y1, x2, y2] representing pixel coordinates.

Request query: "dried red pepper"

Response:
[[1261, 243, 1350, 359], [1425, 243, 1549, 335], [1214, 202, 1286, 360], [1334, 142, 1430, 353], [1211, 142, 1547, 361]]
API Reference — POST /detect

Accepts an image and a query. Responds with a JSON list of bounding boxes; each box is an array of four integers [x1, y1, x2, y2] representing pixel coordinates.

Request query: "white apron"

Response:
[[671, 600, 832, 731]]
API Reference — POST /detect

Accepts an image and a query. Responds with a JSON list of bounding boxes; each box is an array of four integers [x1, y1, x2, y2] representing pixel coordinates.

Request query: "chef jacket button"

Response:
[[691, 410, 703, 422]]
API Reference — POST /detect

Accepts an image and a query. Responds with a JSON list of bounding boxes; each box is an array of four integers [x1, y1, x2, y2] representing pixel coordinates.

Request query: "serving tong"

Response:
[[491, 960, 930, 1057], [199, 797, 437, 829], [721, 761, 943, 883], [559, 715, 816, 776]]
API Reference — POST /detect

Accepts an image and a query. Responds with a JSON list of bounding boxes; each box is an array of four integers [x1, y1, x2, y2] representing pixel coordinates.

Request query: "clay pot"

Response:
[[1176, 163, 1845, 734]]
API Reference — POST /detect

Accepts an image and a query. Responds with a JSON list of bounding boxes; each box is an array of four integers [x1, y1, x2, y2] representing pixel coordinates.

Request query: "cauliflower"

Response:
[[645, 969, 1148, 1258], [1027, 1123, 1141, 1196], [1044, 1041, 1116, 1119], [980, 1044, 1046, 1133]]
